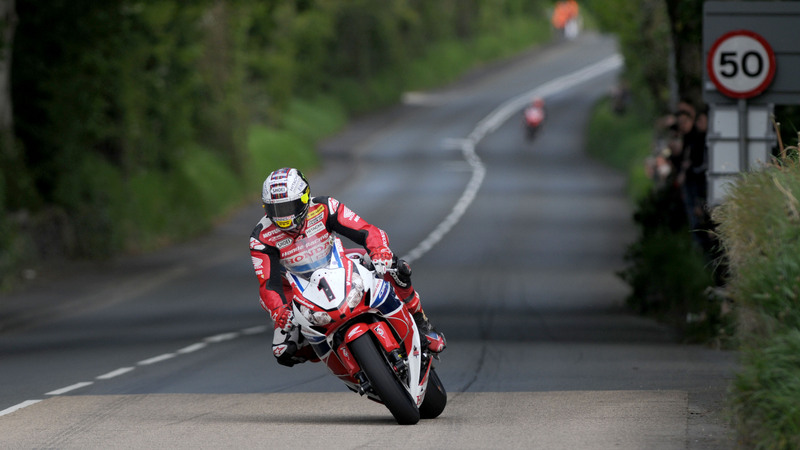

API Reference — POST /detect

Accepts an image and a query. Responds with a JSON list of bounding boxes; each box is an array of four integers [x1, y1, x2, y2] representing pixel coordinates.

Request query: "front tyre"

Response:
[[350, 334, 420, 425], [419, 368, 447, 419]]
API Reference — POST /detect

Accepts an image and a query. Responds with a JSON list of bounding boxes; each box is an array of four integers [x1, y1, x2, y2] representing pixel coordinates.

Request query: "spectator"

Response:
[[552, 0, 580, 39]]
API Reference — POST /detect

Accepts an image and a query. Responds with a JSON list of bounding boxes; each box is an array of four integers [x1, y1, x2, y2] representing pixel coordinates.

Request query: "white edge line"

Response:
[[96, 367, 135, 380], [0, 400, 43, 417], [45, 381, 94, 396]]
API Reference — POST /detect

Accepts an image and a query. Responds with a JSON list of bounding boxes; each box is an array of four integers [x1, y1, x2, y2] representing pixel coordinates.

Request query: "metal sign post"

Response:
[[703, 2, 800, 205]]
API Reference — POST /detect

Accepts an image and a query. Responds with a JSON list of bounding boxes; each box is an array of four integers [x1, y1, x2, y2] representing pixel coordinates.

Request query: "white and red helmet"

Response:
[[262, 168, 310, 232]]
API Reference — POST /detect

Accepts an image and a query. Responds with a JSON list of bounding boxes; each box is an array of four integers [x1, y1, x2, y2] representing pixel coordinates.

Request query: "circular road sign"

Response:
[[707, 30, 776, 99]]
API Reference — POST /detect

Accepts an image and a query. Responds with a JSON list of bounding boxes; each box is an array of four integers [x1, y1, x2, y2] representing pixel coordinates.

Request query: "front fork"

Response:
[[337, 321, 414, 395]]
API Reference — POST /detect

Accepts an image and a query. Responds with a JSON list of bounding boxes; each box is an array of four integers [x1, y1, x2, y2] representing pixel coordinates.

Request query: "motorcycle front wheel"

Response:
[[350, 334, 420, 425], [419, 368, 447, 419]]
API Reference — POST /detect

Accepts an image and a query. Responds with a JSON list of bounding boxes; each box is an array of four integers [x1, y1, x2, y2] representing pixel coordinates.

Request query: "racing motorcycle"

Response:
[[285, 236, 447, 425], [523, 97, 546, 139]]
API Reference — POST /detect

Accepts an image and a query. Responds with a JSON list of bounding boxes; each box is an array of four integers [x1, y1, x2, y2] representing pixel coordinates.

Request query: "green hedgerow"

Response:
[[731, 329, 800, 449]]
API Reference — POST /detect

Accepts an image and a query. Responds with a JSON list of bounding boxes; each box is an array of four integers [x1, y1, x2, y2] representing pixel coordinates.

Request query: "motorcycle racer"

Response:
[[250, 167, 446, 367]]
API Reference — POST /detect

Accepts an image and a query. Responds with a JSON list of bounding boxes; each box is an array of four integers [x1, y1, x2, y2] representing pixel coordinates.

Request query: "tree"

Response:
[[0, 0, 30, 211], [0, 0, 14, 138], [663, 0, 703, 108]]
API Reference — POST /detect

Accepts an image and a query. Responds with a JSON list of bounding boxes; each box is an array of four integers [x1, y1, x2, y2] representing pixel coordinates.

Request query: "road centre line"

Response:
[[204, 332, 239, 343], [401, 54, 623, 263], [138, 353, 176, 366], [177, 342, 208, 354], [45, 382, 94, 396], [96, 367, 135, 380]]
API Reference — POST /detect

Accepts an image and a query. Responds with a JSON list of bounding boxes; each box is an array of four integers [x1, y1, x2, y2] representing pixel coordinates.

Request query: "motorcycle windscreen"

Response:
[[282, 234, 336, 279]]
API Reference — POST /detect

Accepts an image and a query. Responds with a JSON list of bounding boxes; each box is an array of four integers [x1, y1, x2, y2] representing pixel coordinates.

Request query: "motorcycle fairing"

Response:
[[287, 241, 430, 406]]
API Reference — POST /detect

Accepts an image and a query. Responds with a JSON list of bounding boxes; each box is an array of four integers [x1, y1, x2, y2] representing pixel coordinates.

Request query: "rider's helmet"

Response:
[[262, 168, 310, 232]]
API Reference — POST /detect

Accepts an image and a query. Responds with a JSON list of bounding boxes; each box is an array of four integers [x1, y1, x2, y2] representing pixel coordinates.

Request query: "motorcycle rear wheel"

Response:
[[350, 334, 420, 425], [419, 368, 447, 419]]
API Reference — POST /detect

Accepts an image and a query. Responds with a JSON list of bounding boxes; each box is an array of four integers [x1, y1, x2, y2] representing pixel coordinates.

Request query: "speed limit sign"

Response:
[[707, 30, 776, 99]]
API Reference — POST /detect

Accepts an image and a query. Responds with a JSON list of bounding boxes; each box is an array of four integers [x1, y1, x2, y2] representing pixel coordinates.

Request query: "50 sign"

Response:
[[707, 30, 776, 99]]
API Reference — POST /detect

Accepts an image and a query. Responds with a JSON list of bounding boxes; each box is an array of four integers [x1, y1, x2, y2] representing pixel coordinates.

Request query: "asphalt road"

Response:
[[0, 32, 737, 449]]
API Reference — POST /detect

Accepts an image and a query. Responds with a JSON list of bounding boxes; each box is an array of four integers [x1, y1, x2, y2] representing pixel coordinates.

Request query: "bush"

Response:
[[714, 160, 800, 343], [714, 158, 800, 447]]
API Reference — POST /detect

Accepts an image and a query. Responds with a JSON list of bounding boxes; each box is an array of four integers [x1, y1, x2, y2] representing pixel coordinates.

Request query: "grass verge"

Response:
[[714, 157, 800, 447]]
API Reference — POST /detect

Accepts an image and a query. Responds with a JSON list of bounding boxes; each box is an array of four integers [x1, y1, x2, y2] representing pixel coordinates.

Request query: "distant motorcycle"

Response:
[[285, 235, 446, 425], [523, 97, 546, 138]]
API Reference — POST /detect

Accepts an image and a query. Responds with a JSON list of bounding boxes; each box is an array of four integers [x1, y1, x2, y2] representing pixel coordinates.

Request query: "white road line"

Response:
[[177, 342, 207, 354], [138, 353, 176, 365], [403, 139, 484, 263], [204, 332, 239, 343], [96, 367, 135, 380], [241, 325, 269, 335], [401, 54, 622, 263], [45, 382, 94, 396], [471, 54, 623, 139], [0, 400, 42, 417]]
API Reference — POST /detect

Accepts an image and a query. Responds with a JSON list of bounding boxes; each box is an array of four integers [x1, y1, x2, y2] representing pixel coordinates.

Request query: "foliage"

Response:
[[775, 105, 800, 157], [581, 0, 673, 114], [731, 330, 800, 450], [618, 186, 728, 344], [1, 0, 553, 288], [714, 159, 800, 343], [586, 98, 653, 201], [662, 0, 703, 105], [713, 158, 800, 447]]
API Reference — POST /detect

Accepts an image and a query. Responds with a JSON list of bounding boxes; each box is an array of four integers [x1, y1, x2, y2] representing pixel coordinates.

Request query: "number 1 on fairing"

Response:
[[317, 277, 336, 301]]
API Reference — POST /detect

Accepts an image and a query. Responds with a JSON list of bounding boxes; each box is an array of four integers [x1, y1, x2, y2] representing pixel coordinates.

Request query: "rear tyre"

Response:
[[350, 334, 420, 425], [419, 368, 447, 419]]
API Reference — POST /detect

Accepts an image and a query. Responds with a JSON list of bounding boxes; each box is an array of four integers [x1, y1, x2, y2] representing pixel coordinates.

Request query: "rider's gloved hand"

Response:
[[270, 304, 293, 331], [371, 246, 394, 277]]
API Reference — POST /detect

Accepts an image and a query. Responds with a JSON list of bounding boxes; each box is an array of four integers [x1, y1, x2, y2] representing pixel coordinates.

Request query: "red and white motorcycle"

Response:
[[523, 97, 546, 139], [285, 236, 446, 425]]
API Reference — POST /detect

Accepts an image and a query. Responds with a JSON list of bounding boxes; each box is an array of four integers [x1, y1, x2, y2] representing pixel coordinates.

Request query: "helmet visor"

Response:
[[264, 197, 307, 228]]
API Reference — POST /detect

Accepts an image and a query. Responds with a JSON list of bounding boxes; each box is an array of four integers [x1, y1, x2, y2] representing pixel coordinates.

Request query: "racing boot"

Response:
[[272, 325, 310, 367], [401, 291, 446, 353], [393, 259, 446, 353], [413, 309, 446, 353]]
